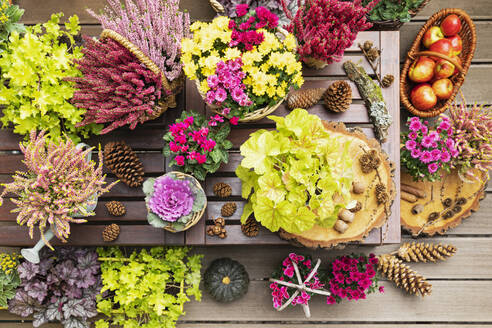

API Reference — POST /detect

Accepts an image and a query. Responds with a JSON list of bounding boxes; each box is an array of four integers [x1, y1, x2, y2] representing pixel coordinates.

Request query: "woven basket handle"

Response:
[[410, 51, 464, 74]]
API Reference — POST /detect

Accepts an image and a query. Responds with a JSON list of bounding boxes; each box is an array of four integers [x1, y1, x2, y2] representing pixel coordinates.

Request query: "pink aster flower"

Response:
[[222, 107, 231, 116], [206, 90, 216, 104], [175, 155, 185, 166], [411, 148, 421, 159], [327, 296, 336, 305], [441, 150, 451, 162], [420, 150, 432, 163], [379, 286, 385, 293], [431, 149, 441, 161], [439, 120, 451, 131], [214, 88, 227, 103], [421, 135, 434, 148], [207, 75, 219, 89], [408, 131, 418, 140], [405, 140, 417, 151], [409, 120, 422, 132]]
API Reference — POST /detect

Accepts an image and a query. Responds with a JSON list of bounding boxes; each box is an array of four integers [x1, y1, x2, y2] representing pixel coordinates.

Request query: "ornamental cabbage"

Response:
[[236, 108, 354, 233]]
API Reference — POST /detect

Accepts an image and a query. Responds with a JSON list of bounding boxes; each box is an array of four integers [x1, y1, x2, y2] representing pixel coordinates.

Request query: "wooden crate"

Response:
[[0, 31, 400, 247]]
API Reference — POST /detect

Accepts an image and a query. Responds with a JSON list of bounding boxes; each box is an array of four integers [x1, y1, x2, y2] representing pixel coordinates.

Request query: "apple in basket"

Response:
[[411, 83, 437, 111], [432, 78, 454, 100], [409, 56, 436, 83], [423, 26, 444, 48], [441, 14, 462, 37], [434, 58, 455, 79], [450, 55, 462, 76], [429, 39, 454, 60], [447, 35, 463, 55]]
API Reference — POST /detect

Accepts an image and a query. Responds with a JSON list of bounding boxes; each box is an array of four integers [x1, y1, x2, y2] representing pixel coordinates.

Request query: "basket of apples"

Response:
[[401, 8, 476, 117]]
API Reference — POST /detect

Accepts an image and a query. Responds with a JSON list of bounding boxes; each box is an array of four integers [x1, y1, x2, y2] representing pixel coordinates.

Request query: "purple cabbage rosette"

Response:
[[143, 172, 206, 231]]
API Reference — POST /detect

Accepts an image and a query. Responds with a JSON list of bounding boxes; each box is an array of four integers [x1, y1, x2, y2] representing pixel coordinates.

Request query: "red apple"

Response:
[[423, 26, 444, 48], [432, 79, 453, 100], [434, 59, 455, 79], [408, 56, 436, 83], [429, 39, 454, 60], [447, 35, 462, 55], [441, 14, 462, 37], [450, 55, 462, 76], [411, 83, 437, 111]]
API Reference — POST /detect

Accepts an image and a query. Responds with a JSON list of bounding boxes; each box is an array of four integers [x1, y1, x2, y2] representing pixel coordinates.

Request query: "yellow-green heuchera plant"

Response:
[[0, 13, 101, 143], [0, 131, 116, 248], [236, 108, 355, 234]]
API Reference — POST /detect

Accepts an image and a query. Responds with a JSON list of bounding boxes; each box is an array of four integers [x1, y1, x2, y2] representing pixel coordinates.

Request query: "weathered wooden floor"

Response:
[[1, 0, 491, 327]]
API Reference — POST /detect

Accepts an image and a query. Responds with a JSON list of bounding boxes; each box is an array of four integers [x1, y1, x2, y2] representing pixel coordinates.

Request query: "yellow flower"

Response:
[[183, 61, 198, 80], [213, 16, 231, 30], [190, 21, 204, 32], [181, 38, 194, 55], [284, 33, 297, 51], [224, 48, 241, 61], [199, 79, 210, 94], [266, 85, 277, 98], [276, 86, 287, 98], [258, 31, 281, 54], [242, 49, 263, 66]]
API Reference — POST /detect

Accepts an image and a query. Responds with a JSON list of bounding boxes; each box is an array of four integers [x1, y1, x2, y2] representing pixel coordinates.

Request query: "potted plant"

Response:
[[163, 111, 233, 181], [364, 0, 430, 30], [401, 116, 459, 181], [281, 0, 379, 69], [181, 4, 303, 122], [0, 0, 25, 51], [0, 13, 100, 143], [143, 172, 207, 233], [74, 0, 190, 133], [0, 131, 117, 262]]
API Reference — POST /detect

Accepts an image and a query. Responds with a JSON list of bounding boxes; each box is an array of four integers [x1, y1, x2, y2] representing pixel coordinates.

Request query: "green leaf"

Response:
[[210, 148, 221, 163], [192, 189, 206, 212], [142, 178, 155, 196], [240, 130, 279, 174], [147, 213, 167, 228], [222, 139, 233, 149], [215, 123, 231, 140], [64, 15, 81, 35], [240, 202, 254, 224]]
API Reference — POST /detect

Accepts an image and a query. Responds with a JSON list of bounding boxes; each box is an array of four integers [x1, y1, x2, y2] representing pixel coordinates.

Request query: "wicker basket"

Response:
[[100, 29, 183, 121], [370, 0, 431, 30], [146, 171, 207, 233], [400, 8, 476, 118]]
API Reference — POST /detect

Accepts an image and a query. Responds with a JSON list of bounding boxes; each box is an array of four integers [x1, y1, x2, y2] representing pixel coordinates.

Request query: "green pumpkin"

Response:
[[204, 258, 249, 302]]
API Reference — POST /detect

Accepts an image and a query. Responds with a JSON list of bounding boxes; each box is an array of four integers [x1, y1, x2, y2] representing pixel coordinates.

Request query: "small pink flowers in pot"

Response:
[[163, 111, 233, 181], [401, 116, 459, 181]]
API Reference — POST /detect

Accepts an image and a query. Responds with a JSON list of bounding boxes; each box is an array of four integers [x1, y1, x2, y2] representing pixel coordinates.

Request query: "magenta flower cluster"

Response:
[[326, 254, 382, 305], [270, 253, 325, 309], [169, 116, 214, 166], [401, 117, 458, 181], [148, 176, 194, 222], [206, 58, 249, 125], [229, 5, 279, 50]]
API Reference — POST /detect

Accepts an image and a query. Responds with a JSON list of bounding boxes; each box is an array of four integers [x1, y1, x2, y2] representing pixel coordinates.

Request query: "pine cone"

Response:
[[286, 88, 325, 110], [241, 217, 260, 237], [359, 150, 381, 173], [221, 202, 237, 217], [397, 242, 457, 263], [382, 74, 394, 88], [363, 40, 373, 51], [367, 47, 380, 62], [323, 81, 352, 113], [104, 141, 144, 188], [102, 224, 120, 242], [214, 217, 226, 227], [213, 182, 232, 198], [375, 183, 389, 205], [105, 201, 126, 217], [377, 254, 432, 297]]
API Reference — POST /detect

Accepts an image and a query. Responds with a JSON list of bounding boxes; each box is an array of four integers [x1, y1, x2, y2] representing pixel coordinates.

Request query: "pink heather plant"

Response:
[[0, 131, 116, 247], [444, 102, 492, 181], [281, 0, 379, 64], [88, 0, 190, 82], [325, 254, 382, 305], [163, 111, 233, 181], [270, 253, 325, 309], [401, 116, 459, 182], [69, 36, 163, 134]]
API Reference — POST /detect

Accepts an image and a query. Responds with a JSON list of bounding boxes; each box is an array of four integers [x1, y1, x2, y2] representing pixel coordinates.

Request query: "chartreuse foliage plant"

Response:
[[0, 0, 25, 51], [96, 247, 202, 328], [0, 13, 101, 143], [236, 108, 355, 234]]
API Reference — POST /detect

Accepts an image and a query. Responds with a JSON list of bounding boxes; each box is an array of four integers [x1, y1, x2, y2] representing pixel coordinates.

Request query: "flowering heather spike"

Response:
[[282, 0, 379, 64], [87, 0, 190, 82], [0, 131, 117, 246], [68, 36, 163, 134], [444, 101, 492, 180]]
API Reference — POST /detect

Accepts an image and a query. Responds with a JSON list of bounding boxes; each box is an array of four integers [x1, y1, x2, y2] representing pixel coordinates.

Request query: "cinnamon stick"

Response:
[[401, 191, 417, 203], [401, 184, 427, 199]]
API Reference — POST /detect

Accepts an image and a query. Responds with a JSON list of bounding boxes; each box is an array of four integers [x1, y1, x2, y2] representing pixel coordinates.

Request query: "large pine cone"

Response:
[[286, 88, 325, 110], [105, 201, 126, 217], [104, 141, 144, 188], [241, 217, 260, 238], [397, 242, 457, 263], [323, 81, 352, 113], [102, 224, 120, 242]]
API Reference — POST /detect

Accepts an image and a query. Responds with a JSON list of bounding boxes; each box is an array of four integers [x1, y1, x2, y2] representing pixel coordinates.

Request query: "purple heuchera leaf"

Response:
[[8, 291, 40, 317], [24, 281, 48, 303], [149, 176, 195, 222], [17, 262, 40, 281], [76, 251, 100, 275]]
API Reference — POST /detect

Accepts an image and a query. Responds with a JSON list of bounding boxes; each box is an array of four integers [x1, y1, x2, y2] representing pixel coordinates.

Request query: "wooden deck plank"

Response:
[[176, 326, 492, 328], [181, 280, 492, 322]]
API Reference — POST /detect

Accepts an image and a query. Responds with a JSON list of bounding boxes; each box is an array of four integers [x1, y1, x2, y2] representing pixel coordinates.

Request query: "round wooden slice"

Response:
[[401, 169, 488, 236], [279, 121, 396, 248]]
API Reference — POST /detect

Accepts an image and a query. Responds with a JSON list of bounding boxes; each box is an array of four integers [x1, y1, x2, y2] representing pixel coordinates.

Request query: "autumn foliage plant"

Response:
[[96, 247, 202, 328], [401, 116, 459, 181], [68, 36, 164, 134], [0, 13, 100, 142], [0, 131, 116, 247], [281, 0, 379, 67], [163, 111, 233, 180], [181, 4, 303, 120]]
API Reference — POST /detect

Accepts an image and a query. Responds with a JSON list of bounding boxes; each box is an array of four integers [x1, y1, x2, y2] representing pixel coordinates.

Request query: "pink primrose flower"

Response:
[[441, 150, 451, 162], [379, 286, 385, 293], [420, 151, 432, 163], [206, 90, 216, 104], [431, 149, 441, 161], [409, 120, 422, 132], [169, 141, 180, 152], [230, 117, 239, 125], [405, 140, 417, 151], [428, 162, 439, 173], [207, 75, 219, 89], [196, 154, 207, 164], [327, 296, 336, 305], [222, 107, 231, 116], [283, 265, 294, 278], [421, 135, 434, 148], [175, 155, 185, 166]]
